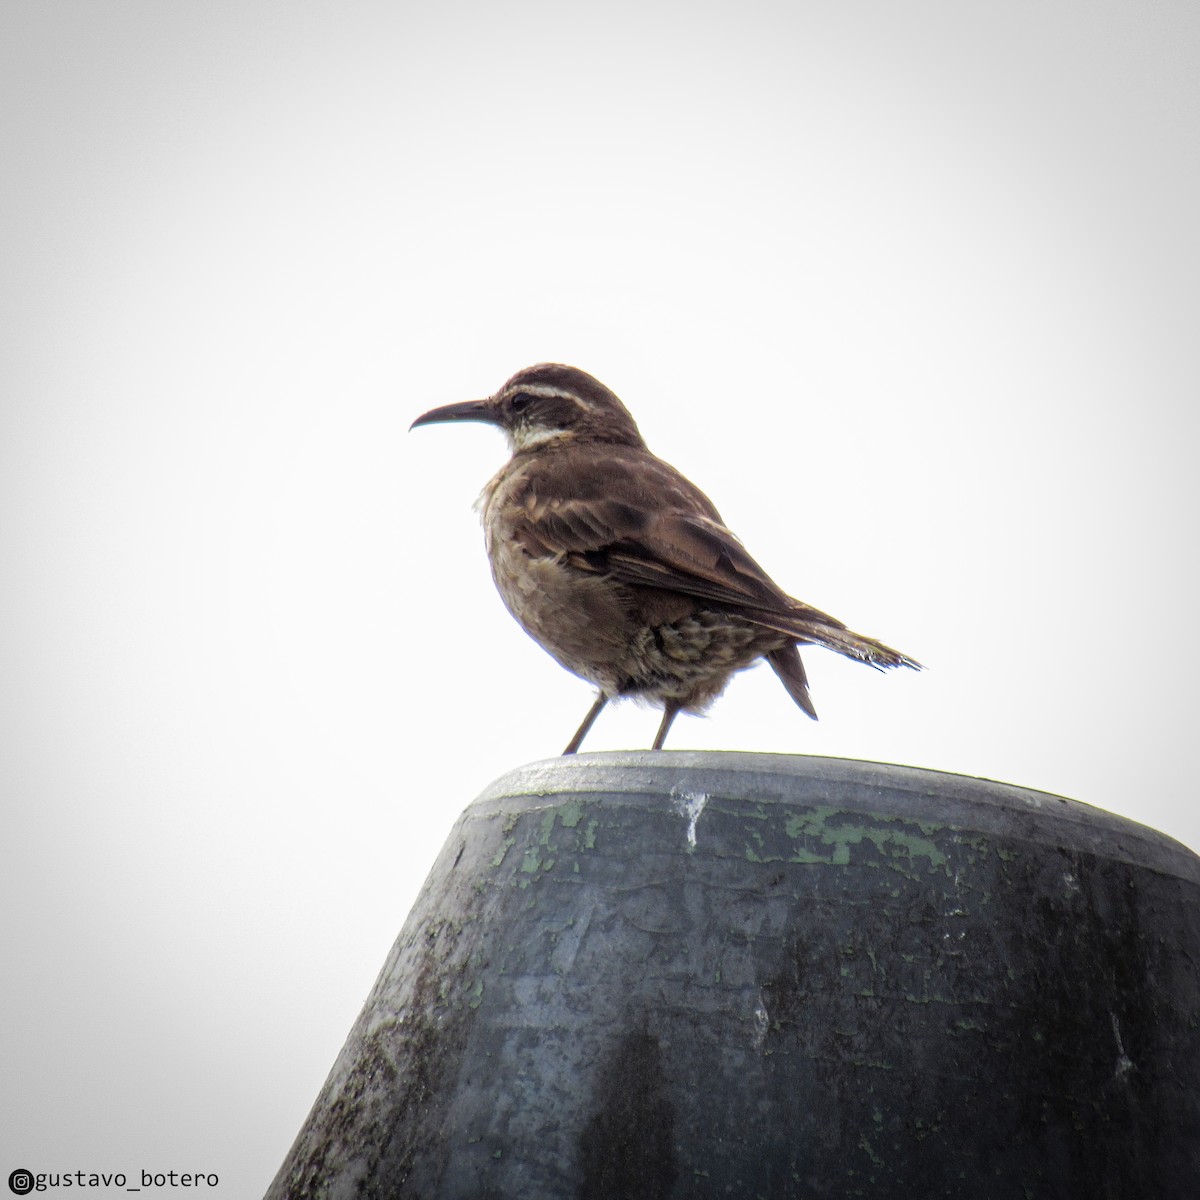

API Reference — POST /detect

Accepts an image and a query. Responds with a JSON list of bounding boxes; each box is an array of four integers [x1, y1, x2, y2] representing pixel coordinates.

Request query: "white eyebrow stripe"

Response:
[[504, 383, 595, 411]]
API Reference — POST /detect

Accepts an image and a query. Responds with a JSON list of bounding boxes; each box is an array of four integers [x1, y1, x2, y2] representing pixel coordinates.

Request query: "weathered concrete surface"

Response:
[[265, 753, 1200, 1200]]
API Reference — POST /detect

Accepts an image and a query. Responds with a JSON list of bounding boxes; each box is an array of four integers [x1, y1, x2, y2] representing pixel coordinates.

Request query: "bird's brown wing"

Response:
[[609, 511, 837, 622], [509, 452, 846, 633], [519, 493, 924, 670]]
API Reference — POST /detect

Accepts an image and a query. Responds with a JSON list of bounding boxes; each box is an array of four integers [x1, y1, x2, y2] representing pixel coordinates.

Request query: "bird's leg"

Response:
[[651, 702, 682, 751], [563, 692, 608, 755]]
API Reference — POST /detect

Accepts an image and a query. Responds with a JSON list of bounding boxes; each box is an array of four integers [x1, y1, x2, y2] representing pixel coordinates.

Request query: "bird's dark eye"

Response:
[[510, 392, 534, 414]]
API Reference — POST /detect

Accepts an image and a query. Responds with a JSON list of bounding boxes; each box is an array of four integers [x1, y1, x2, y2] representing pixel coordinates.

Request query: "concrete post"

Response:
[[266, 752, 1200, 1199]]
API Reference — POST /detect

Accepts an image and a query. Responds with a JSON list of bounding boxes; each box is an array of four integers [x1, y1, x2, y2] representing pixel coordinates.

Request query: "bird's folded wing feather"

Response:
[[513, 492, 846, 633]]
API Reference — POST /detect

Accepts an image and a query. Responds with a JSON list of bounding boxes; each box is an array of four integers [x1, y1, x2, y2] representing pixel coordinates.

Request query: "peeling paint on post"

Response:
[[265, 752, 1200, 1200]]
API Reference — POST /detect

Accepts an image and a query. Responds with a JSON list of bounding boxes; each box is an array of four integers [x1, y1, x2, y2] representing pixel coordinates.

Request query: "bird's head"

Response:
[[411, 363, 645, 454]]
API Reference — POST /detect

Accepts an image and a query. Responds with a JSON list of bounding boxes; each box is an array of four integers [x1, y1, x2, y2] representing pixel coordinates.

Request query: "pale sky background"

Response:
[[3, 1, 1198, 1194]]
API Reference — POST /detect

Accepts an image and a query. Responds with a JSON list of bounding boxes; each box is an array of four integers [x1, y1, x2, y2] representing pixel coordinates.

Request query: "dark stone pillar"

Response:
[[265, 752, 1200, 1199]]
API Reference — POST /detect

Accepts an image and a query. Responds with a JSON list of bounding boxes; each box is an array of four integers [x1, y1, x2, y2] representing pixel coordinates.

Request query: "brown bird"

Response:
[[411, 363, 920, 754]]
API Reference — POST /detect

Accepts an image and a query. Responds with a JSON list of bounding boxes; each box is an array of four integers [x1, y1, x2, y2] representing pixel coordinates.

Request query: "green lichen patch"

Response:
[[558, 798, 585, 829], [783, 806, 950, 875]]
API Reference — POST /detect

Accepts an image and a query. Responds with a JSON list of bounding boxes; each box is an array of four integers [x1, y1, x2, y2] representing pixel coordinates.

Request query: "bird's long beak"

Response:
[[409, 399, 498, 431]]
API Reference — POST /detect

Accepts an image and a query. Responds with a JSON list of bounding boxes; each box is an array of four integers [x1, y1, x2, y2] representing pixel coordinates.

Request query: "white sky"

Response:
[[3, 1, 1198, 1193]]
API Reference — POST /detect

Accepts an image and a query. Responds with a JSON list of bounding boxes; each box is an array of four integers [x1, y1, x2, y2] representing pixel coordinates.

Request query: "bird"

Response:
[[411, 363, 920, 754]]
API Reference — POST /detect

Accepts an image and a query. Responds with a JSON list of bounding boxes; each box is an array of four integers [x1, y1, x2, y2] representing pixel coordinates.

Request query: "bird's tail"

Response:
[[767, 622, 920, 723], [766, 644, 819, 720]]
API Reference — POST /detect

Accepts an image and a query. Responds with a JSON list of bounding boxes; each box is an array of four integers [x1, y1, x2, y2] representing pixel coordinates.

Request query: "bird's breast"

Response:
[[479, 464, 635, 689]]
